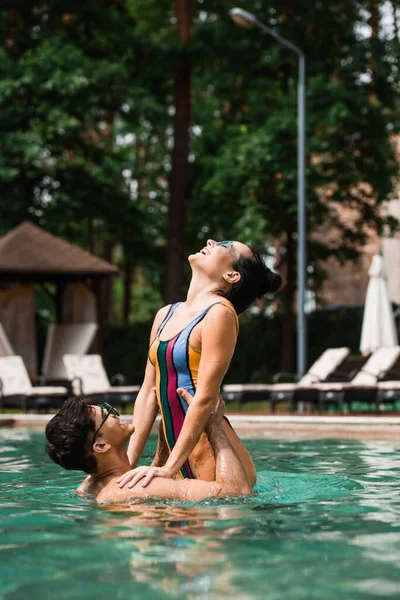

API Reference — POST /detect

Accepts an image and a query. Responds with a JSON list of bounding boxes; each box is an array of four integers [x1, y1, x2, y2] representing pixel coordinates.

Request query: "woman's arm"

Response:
[[119, 304, 238, 487], [126, 306, 170, 467], [163, 304, 237, 476]]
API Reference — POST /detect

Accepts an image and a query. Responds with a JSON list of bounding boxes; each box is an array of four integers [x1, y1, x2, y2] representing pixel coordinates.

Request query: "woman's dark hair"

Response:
[[224, 247, 282, 315], [45, 397, 97, 474]]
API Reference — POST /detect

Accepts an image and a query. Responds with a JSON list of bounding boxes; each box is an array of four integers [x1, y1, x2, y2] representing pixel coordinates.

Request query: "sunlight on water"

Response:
[[0, 431, 399, 599]]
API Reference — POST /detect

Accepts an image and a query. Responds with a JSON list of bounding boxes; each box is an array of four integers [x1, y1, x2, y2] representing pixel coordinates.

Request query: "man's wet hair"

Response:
[[45, 397, 97, 474]]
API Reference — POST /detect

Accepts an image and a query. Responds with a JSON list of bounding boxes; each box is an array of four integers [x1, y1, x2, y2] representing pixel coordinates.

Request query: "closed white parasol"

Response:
[[360, 254, 398, 356]]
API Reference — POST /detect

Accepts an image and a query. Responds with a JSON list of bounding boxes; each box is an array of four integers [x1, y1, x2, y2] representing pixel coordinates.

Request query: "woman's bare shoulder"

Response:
[[157, 304, 172, 317], [207, 300, 238, 323], [153, 304, 172, 326], [203, 300, 239, 336]]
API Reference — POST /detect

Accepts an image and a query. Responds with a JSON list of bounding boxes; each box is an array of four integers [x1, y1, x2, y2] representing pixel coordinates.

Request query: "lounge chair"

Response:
[[0, 323, 15, 357], [0, 356, 68, 412], [316, 346, 400, 413], [375, 378, 400, 412], [41, 323, 98, 382], [63, 354, 140, 408], [223, 347, 350, 412]]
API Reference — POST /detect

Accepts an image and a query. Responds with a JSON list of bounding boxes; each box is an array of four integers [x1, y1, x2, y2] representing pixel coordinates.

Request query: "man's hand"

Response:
[[210, 393, 226, 423], [178, 387, 226, 423], [147, 386, 158, 408]]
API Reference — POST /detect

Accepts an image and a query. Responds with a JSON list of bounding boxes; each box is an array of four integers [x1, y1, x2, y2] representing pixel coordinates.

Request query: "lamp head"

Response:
[[229, 8, 257, 29]]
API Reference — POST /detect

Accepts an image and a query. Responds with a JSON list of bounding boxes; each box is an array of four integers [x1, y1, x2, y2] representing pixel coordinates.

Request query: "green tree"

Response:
[[164, 0, 193, 303], [0, 1, 170, 322], [0, 1, 398, 370], [185, 0, 398, 370]]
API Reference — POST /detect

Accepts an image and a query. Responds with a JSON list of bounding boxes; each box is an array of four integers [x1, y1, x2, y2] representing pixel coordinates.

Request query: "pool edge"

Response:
[[2, 414, 400, 441]]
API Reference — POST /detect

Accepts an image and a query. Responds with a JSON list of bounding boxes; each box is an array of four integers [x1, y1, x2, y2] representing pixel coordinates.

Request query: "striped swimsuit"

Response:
[[148, 301, 238, 479]]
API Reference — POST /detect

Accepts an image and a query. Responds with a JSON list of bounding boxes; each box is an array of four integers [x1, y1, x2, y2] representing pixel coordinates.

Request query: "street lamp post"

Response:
[[230, 7, 307, 377]]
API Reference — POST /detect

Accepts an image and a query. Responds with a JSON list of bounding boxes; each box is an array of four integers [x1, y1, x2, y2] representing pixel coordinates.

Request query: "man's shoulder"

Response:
[[95, 479, 148, 505], [96, 477, 220, 505], [74, 474, 222, 506], [74, 477, 142, 505], [75, 475, 93, 497], [96, 477, 177, 505]]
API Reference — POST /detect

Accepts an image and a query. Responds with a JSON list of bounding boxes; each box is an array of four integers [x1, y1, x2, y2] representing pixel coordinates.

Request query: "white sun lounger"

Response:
[[375, 378, 400, 411], [0, 323, 15, 357], [41, 323, 98, 381], [0, 356, 68, 411], [223, 347, 350, 412], [316, 346, 400, 412], [63, 354, 140, 406]]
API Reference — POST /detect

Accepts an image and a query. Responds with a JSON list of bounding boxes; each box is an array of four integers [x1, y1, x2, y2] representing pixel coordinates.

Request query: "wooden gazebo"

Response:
[[0, 222, 118, 375]]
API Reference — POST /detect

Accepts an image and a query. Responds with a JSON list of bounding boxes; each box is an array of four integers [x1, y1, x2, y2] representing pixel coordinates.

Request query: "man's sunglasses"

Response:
[[92, 402, 120, 446]]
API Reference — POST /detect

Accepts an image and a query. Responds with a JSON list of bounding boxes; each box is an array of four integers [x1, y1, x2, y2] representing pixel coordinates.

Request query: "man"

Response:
[[45, 388, 252, 504]]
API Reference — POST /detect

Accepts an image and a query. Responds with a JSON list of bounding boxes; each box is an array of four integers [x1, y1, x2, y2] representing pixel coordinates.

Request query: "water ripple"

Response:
[[0, 432, 399, 600]]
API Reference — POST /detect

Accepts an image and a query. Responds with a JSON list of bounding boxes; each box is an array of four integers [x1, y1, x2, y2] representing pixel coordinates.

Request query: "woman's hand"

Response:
[[117, 465, 174, 489]]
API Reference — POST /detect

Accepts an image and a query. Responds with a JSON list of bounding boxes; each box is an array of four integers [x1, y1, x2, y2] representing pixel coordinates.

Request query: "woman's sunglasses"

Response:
[[216, 241, 234, 249], [92, 402, 120, 446]]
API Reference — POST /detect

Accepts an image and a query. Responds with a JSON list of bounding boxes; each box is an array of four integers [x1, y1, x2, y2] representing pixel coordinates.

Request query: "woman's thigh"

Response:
[[188, 422, 256, 485], [156, 421, 256, 486], [156, 426, 215, 481], [222, 419, 256, 487]]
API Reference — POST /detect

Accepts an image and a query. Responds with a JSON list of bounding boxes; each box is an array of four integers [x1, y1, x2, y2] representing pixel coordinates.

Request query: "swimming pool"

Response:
[[1, 431, 399, 599]]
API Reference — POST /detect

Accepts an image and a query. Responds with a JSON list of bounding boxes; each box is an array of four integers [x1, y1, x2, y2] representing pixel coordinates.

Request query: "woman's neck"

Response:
[[185, 272, 228, 308]]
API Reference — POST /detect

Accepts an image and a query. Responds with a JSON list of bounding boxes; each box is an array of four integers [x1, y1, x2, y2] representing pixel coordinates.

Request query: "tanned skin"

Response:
[[77, 389, 252, 506], [124, 239, 256, 490]]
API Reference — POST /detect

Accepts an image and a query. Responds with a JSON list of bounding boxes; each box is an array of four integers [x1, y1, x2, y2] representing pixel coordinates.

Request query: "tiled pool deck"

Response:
[[2, 414, 400, 441]]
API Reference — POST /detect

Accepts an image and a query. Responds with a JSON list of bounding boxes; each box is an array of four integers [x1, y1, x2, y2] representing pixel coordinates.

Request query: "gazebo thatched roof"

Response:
[[0, 222, 118, 281]]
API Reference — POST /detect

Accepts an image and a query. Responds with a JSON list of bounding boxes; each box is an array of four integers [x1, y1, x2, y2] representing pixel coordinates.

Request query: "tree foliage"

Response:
[[0, 1, 399, 365]]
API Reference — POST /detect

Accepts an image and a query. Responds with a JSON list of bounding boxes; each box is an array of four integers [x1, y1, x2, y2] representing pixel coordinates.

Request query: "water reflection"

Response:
[[102, 504, 249, 598]]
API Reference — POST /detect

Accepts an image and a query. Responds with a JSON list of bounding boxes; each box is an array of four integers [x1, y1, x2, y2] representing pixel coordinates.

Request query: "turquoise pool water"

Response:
[[1, 431, 399, 599]]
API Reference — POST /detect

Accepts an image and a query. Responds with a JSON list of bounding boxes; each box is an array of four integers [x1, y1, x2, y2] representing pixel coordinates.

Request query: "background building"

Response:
[[318, 136, 400, 308]]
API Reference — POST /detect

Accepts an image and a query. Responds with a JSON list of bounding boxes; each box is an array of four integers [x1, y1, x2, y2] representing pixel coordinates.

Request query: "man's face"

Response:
[[91, 404, 134, 450]]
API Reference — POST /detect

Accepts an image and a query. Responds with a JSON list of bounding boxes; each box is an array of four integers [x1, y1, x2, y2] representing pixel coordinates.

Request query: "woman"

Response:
[[119, 239, 281, 490]]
